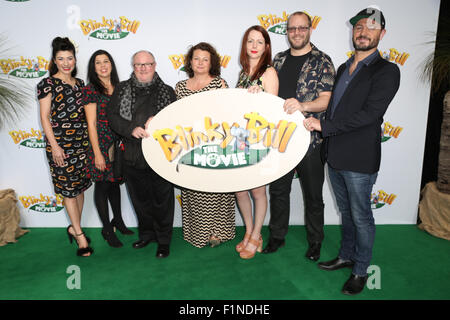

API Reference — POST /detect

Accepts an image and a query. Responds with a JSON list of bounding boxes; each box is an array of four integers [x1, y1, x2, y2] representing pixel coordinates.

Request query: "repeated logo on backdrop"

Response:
[[257, 11, 321, 35], [169, 53, 231, 73], [78, 16, 140, 40], [9, 128, 45, 148], [19, 193, 64, 213], [346, 49, 409, 66], [0, 56, 48, 78], [371, 189, 397, 209], [382, 121, 403, 143]]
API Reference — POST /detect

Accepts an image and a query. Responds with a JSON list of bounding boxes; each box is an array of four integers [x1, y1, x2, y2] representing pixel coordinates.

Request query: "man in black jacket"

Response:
[[306, 8, 400, 295], [108, 50, 176, 258]]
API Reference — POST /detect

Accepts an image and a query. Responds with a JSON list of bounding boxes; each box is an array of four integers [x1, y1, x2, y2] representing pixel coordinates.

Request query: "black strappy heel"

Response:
[[66, 225, 94, 257]]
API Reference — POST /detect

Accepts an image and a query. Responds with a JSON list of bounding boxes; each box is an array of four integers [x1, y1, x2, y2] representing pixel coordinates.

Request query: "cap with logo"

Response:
[[350, 8, 385, 29]]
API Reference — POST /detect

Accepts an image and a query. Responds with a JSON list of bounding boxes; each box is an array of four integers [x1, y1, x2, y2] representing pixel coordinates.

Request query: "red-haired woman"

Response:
[[235, 25, 279, 259]]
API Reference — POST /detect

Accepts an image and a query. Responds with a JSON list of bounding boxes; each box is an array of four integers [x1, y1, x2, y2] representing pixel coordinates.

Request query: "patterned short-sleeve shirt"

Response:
[[273, 43, 335, 150]]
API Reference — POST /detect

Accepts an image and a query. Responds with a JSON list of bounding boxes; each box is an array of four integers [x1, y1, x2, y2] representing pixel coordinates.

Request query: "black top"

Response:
[[277, 52, 311, 100], [108, 80, 176, 169]]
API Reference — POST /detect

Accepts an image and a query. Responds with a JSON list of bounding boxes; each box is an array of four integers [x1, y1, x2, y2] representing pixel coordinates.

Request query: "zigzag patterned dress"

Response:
[[175, 77, 236, 248]]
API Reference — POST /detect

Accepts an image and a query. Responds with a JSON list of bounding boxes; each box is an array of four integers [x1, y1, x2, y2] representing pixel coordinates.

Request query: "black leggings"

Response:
[[94, 181, 123, 232]]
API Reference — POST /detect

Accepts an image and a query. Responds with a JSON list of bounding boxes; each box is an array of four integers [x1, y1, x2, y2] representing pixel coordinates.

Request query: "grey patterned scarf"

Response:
[[118, 72, 172, 120]]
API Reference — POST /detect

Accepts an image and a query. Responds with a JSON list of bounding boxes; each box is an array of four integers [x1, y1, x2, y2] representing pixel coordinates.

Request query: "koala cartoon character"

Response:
[[114, 20, 121, 33], [230, 127, 250, 155]]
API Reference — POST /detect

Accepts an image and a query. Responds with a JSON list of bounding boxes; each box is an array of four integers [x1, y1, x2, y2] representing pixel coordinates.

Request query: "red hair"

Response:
[[239, 25, 272, 82]]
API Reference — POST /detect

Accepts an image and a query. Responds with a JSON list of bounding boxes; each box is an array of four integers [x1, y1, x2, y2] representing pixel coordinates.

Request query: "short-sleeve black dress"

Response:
[[82, 83, 122, 183], [37, 76, 92, 198]]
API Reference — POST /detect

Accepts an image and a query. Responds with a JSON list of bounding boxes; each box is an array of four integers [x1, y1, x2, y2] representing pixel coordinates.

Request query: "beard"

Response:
[[288, 32, 310, 51], [353, 35, 380, 51]]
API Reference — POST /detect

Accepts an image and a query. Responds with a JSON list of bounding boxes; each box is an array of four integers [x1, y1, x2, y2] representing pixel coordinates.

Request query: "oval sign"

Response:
[[142, 88, 310, 192]]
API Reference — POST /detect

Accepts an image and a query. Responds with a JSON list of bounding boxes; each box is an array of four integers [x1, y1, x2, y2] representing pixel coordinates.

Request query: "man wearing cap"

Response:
[[305, 8, 400, 295], [262, 11, 335, 262]]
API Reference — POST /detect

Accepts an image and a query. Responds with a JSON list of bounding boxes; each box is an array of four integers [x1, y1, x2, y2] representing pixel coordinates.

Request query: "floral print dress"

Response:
[[82, 83, 122, 182]]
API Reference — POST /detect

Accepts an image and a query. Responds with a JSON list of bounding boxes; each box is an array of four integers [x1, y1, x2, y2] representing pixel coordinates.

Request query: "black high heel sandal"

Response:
[[66, 225, 94, 257], [111, 219, 134, 235], [67, 225, 91, 243]]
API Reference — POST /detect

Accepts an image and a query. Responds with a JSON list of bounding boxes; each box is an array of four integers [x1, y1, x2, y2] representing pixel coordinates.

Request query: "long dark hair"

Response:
[[48, 37, 77, 77], [87, 50, 120, 95], [184, 42, 221, 78], [239, 25, 272, 81]]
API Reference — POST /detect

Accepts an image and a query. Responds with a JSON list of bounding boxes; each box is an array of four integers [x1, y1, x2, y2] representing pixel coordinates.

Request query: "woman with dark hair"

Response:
[[83, 50, 133, 248], [175, 42, 236, 248], [37, 37, 93, 257], [235, 26, 279, 259]]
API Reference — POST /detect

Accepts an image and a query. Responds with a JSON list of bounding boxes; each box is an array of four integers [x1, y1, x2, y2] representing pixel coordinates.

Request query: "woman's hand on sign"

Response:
[[247, 85, 262, 94]]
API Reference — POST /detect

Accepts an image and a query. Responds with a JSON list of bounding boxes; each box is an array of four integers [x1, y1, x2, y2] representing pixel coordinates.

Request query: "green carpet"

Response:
[[0, 225, 449, 300]]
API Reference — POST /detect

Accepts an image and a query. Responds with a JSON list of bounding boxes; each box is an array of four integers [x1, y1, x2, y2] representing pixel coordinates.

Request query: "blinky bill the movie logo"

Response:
[[19, 194, 64, 213], [9, 128, 45, 148], [382, 122, 403, 142], [152, 112, 297, 170], [0, 56, 49, 78], [79, 16, 140, 40], [257, 11, 321, 35], [169, 54, 231, 72], [347, 49, 410, 66], [371, 190, 397, 209]]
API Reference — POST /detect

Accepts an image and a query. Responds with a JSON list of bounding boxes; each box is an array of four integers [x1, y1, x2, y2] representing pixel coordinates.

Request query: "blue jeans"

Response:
[[328, 165, 378, 276]]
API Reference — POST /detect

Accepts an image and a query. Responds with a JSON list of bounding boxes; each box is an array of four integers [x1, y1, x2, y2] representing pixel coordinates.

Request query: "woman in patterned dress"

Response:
[[175, 42, 236, 248], [83, 50, 134, 248], [37, 37, 93, 257], [235, 26, 279, 259]]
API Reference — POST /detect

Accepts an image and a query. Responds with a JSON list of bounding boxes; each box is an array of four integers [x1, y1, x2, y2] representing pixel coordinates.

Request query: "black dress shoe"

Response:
[[132, 239, 153, 249], [318, 257, 354, 271], [305, 242, 321, 261], [342, 273, 368, 295], [156, 244, 170, 258], [262, 237, 285, 254]]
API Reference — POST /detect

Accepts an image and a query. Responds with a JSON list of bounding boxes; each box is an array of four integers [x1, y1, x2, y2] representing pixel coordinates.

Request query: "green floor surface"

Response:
[[0, 225, 449, 300]]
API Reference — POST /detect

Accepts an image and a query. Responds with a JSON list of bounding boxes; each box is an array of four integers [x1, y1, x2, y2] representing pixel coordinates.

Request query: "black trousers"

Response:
[[268, 145, 325, 244], [123, 163, 174, 245]]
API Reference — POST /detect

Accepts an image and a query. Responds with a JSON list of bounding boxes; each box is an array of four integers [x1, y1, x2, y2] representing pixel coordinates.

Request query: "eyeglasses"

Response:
[[134, 62, 155, 68], [287, 26, 310, 33]]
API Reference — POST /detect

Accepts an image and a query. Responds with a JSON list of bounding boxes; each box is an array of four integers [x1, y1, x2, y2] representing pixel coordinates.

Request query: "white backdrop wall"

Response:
[[0, 0, 440, 228]]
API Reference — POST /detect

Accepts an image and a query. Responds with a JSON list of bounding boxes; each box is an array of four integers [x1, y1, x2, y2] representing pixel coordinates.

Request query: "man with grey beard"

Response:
[[263, 11, 335, 263]]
